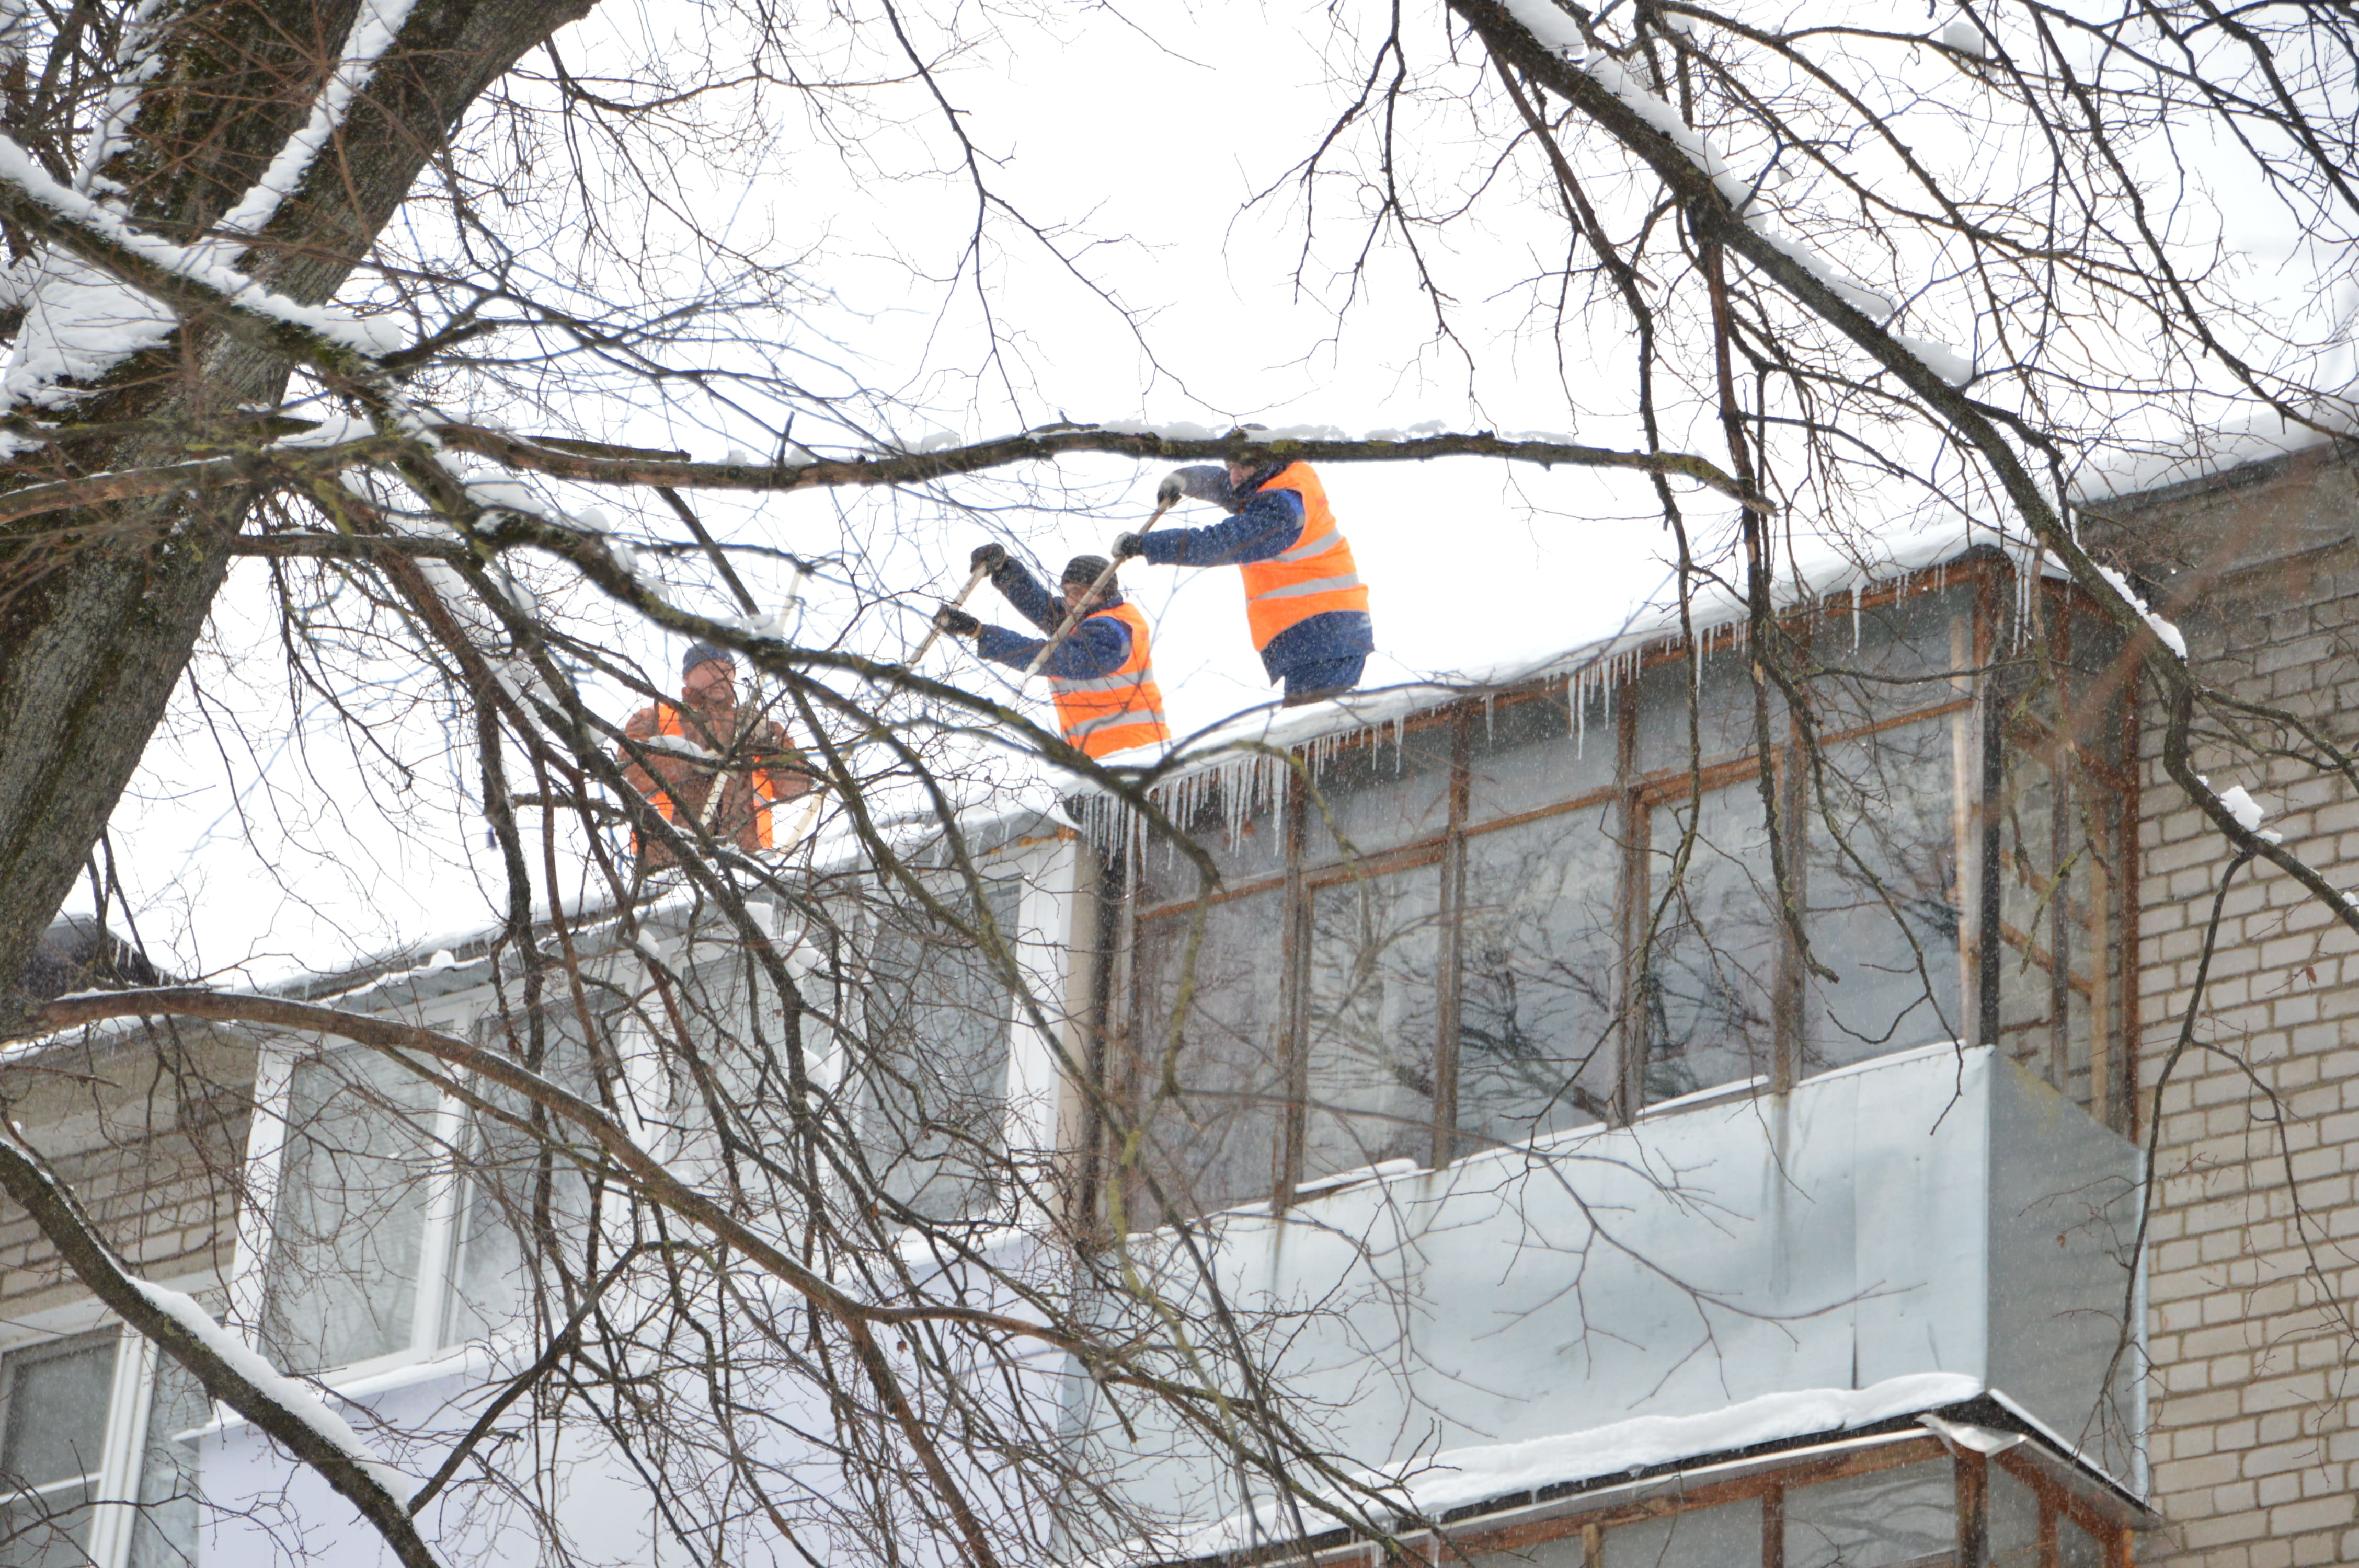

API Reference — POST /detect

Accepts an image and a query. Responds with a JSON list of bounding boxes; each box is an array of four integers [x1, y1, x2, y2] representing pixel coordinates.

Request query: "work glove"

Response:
[[969, 542, 1008, 572], [1156, 473, 1184, 508], [933, 605, 981, 637], [1112, 531, 1147, 561]]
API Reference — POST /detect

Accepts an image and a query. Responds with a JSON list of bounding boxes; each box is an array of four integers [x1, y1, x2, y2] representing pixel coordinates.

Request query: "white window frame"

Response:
[[839, 837, 1075, 1244], [0, 1282, 211, 1568], [225, 1005, 481, 1387]]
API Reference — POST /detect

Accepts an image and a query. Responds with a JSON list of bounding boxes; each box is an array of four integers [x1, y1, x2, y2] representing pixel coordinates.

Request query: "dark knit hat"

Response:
[[1062, 554, 1112, 587], [682, 641, 733, 677]]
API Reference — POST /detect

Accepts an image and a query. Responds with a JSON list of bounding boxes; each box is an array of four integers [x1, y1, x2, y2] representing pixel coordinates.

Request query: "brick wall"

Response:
[[2102, 447, 2359, 1567], [0, 1021, 254, 1319]]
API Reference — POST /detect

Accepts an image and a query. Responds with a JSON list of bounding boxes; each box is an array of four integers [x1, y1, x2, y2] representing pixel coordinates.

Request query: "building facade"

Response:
[[1, 444, 2354, 1566]]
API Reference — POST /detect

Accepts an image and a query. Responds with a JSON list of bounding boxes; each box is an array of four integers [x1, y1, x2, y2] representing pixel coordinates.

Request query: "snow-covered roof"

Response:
[[2070, 406, 2355, 506]]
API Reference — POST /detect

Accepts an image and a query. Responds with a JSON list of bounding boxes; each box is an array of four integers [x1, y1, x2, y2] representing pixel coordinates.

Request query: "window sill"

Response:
[[180, 1339, 498, 1443]]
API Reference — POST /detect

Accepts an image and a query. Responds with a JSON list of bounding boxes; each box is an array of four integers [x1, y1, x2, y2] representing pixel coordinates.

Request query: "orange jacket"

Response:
[[1046, 599, 1169, 758], [619, 702, 806, 862], [1235, 463, 1370, 650]]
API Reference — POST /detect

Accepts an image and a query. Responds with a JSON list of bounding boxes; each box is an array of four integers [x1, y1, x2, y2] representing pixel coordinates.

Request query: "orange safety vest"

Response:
[[642, 703, 776, 849], [1236, 463, 1370, 651], [1047, 600, 1170, 759]]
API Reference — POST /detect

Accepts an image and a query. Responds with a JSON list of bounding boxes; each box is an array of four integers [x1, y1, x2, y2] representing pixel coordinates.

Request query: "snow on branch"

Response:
[[0, 1136, 443, 1568], [0, 134, 402, 411], [1482, 2, 1985, 371], [214, 0, 422, 241], [436, 420, 1780, 511]]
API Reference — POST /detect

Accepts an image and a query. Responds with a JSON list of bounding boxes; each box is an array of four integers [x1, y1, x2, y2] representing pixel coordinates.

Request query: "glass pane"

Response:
[[1807, 581, 1974, 733], [1302, 866, 1442, 1180], [1468, 686, 1614, 827], [1988, 1465, 2039, 1568], [262, 1047, 441, 1370], [129, 1350, 210, 1568], [1456, 805, 1622, 1151], [1606, 1497, 1759, 1568], [0, 1331, 115, 1568], [0, 1331, 116, 1488], [1139, 769, 1288, 909], [447, 1010, 604, 1342], [1641, 778, 1780, 1104], [1804, 720, 1965, 1073], [1785, 1460, 1957, 1568], [1306, 723, 1451, 864], [854, 881, 1021, 1223], [1460, 1530, 1586, 1568], [2059, 1514, 2104, 1568], [1634, 648, 1768, 776], [0, 1480, 94, 1568], [1128, 894, 1289, 1226]]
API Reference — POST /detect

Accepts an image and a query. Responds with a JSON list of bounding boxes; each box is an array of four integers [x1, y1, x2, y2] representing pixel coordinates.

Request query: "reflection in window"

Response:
[[1643, 780, 1779, 1103], [1805, 722, 1964, 1071], [1456, 806, 1620, 1150], [856, 882, 1021, 1223], [1634, 648, 1770, 775], [1111, 562, 2137, 1226], [1129, 895, 1289, 1223], [2058, 1512, 2104, 1568], [1467, 687, 1614, 826], [0, 1330, 116, 1567], [1302, 867, 1441, 1178], [1784, 1460, 1956, 1568], [261, 1047, 441, 1371]]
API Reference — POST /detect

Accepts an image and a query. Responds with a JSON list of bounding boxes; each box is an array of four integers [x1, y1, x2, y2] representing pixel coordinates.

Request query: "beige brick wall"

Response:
[[2111, 451, 2359, 1567], [0, 1020, 254, 1319]]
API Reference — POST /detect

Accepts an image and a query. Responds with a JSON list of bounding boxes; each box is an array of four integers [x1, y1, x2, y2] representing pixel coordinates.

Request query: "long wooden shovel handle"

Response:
[[1022, 500, 1174, 679], [906, 561, 994, 667]]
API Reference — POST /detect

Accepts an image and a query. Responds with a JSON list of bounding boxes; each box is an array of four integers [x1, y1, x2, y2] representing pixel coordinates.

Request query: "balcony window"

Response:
[[1437, 1437, 2128, 1568], [1110, 555, 2138, 1223]]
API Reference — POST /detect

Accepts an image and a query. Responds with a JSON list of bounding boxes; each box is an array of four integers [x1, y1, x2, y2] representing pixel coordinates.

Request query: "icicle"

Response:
[[1851, 587, 1862, 652], [1574, 665, 1586, 759]]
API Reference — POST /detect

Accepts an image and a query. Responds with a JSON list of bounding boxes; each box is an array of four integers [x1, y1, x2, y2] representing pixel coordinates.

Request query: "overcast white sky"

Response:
[[53, 0, 2346, 986]]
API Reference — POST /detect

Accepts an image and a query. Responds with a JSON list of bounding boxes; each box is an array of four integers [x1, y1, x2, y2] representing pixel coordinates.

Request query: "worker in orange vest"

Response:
[[932, 547, 1171, 759], [616, 643, 812, 867], [1116, 453, 1373, 706]]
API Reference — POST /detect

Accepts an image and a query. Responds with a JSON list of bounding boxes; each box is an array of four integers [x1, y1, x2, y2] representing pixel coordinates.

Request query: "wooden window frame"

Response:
[[1109, 555, 2144, 1224], [1209, 1432, 2140, 1568]]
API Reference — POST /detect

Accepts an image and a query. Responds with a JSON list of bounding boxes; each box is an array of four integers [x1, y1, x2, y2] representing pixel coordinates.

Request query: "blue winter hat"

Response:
[[682, 642, 733, 677]]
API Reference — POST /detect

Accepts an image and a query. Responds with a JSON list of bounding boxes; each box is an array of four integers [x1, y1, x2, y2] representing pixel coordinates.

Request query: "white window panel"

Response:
[[0, 1324, 209, 1568], [258, 1044, 448, 1372]]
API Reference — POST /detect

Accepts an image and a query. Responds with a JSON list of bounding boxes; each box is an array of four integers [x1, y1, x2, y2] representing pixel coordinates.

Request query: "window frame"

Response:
[[0, 1307, 206, 1568], [1108, 556, 2144, 1225], [228, 1009, 479, 1386], [1227, 1431, 2137, 1568]]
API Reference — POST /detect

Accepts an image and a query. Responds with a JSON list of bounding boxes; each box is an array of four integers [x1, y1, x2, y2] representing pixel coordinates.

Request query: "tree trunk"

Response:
[[0, 0, 593, 1030]]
